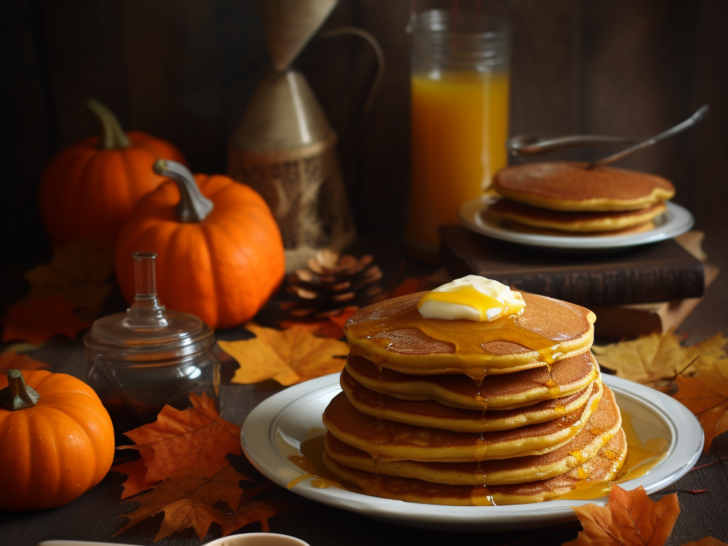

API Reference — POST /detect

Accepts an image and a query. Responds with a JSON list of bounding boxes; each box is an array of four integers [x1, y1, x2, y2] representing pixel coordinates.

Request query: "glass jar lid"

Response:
[[85, 253, 214, 361]]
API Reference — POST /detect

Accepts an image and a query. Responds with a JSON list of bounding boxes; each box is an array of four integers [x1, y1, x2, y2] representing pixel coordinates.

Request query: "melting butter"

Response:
[[418, 275, 525, 322]]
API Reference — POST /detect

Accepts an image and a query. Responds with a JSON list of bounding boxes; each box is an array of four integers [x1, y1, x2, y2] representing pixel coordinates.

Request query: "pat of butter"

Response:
[[417, 275, 525, 322]]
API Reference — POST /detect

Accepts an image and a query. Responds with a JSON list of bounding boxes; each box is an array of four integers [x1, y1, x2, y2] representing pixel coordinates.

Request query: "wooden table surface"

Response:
[[1, 237, 727, 546]]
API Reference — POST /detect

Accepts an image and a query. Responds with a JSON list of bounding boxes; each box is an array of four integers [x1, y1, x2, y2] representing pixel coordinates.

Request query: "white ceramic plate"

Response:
[[458, 195, 694, 251], [241, 373, 703, 532]]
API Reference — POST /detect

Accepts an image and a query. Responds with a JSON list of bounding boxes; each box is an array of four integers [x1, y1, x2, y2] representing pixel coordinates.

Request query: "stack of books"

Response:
[[438, 225, 719, 339]]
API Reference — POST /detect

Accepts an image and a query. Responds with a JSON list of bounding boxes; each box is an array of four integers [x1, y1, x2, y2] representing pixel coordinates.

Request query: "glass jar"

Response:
[[406, 9, 511, 260], [85, 253, 220, 434]]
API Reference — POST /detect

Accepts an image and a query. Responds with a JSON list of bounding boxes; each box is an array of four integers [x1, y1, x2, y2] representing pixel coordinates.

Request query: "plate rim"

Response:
[[241, 373, 704, 528], [458, 196, 694, 250]]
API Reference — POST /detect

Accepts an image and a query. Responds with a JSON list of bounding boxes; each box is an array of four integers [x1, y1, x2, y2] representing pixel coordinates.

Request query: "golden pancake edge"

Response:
[[325, 383, 622, 486], [346, 351, 599, 410], [492, 162, 675, 212], [323, 428, 627, 506], [344, 291, 596, 379], [323, 378, 603, 462], [486, 197, 666, 233]]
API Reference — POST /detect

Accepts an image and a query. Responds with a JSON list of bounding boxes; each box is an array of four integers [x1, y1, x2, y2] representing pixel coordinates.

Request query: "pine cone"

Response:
[[282, 250, 385, 318]]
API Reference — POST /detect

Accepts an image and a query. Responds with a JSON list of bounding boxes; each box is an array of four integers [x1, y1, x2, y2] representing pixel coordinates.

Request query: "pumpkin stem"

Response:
[[153, 159, 214, 222], [0, 370, 40, 411], [87, 98, 131, 150]]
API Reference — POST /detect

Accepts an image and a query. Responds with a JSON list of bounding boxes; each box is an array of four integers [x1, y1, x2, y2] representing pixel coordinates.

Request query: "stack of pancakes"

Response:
[[321, 291, 627, 505], [487, 162, 675, 236]]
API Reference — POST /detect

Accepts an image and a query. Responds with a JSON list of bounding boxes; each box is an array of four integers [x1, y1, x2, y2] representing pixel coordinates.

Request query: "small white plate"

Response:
[[458, 196, 694, 251], [241, 374, 702, 532]]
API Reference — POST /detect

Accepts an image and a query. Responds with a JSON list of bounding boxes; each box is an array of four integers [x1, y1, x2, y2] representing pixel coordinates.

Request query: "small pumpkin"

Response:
[[39, 99, 186, 247], [115, 159, 285, 329], [0, 369, 115, 511]]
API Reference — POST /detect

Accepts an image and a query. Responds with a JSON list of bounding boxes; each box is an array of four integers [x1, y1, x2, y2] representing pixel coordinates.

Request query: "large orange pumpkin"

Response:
[[0, 369, 115, 511], [39, 99, 186, 247], [115, 159, 285, 329]]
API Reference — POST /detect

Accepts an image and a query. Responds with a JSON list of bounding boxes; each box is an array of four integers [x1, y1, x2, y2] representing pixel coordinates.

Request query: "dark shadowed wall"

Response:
[[3, 0, 727, 266]]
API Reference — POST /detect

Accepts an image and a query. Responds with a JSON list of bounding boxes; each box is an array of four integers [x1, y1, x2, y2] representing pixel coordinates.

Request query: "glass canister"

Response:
[[85, 252, 220, 433], [406, 9, 511, 260]]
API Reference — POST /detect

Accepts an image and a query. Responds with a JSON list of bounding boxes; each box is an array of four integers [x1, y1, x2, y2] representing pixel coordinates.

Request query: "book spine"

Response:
[[478, 264, 705, 307]]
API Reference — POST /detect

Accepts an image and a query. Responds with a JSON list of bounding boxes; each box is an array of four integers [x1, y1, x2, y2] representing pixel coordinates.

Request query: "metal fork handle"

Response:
[[589, 105, 710, 168], [507, 135, 641, 156]]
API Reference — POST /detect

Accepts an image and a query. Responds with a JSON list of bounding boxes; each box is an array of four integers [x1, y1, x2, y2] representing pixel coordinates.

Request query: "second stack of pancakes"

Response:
[[486, 162, 676, 236], [322, 289, 627, 505]]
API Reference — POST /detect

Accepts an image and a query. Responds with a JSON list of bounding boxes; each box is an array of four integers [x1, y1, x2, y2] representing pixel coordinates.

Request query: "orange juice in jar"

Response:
[[406, 10, 511, 260]]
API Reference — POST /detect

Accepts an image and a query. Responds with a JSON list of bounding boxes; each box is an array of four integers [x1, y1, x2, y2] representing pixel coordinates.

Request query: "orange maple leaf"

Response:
[[113, 392, 287, 541], [390, 277, 432, 298], [673, 363, 728, 453], [1, 295, 90, 343], [112, 457, 155, 499], [278, 307, 358, 339], [565, 485, 679, 546], [0, 350, 50, 374], [682, 538, 728, 546], [220, 323, 350, 386], [118, 392, 243, 482], [116, 467, 276, 541], [23, 240, 114, 321]]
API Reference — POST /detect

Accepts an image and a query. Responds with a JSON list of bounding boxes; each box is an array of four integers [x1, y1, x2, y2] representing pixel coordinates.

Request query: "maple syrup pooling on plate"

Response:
[[287, 402, 668, 506], [348, 279, 564, 386]]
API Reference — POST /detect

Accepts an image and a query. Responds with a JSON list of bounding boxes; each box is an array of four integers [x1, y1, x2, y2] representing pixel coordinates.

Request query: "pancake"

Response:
[[501, 220, 656, 237], [323, 428, 627, 505], [492, 162, 675, 211], [323, 378, 603, 462], [326, 383, 621, 485], [341, 367, 598, 432], [346, 352, 599, 411], [344, 291, 596, 380], [486, 198, 666, 232]]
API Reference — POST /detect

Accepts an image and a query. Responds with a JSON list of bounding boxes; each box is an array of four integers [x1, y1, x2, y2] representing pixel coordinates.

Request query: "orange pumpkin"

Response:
[[115, 159, 285, 329], [0, 369, 115, 511], [39, 99, 186, 247]]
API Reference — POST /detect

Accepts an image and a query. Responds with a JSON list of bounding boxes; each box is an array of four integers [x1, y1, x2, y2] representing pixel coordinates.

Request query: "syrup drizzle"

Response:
[[287, 403, 669, 505], [555, 411, 669, 500], [348, 307, 564, 383]]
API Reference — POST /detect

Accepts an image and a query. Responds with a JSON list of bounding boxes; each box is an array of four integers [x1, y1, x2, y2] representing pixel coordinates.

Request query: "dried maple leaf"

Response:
[[118, 392, 242, 482], [114, 392, 286, 541], [565, 485, 679, 546], [278, 319, 343, 338], [390, 277, 433, 298], [682, 538, 728, 546], [0, 350, 49, 374], [278, 307, 356, 339], [116, 467, 274, 541], [220, 323, 349, 386], [113, 456, 156, 499], [593, 331, 727, 384], [24, 240, 114, 321], [1, 295, 91, 344], [673, 361, 728, 453]]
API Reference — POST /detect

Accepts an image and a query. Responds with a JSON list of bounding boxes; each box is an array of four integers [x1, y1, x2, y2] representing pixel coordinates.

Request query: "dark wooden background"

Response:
[[4, 0, 727, 268]]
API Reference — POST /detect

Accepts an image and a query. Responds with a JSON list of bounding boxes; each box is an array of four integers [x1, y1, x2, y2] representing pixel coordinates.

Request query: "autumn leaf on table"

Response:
[[113, 392, 286, 541], [1, 295, 91, 343], [673, 360, 728, 453], [682, 538, 728, 546], [118, 392, 243, 482], [592, 331, 727, 384], [565, 485, 679, 546], [389, 276, 434, 298], [278, 307, 358, 339], [24, 240, 115, 321], [219, 323, 350, 386], [0, 350, 49, 374]]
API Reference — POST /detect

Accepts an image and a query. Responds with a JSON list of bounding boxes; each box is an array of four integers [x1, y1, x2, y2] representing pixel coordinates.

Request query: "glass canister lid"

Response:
[[85, 252, 214, 361]]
